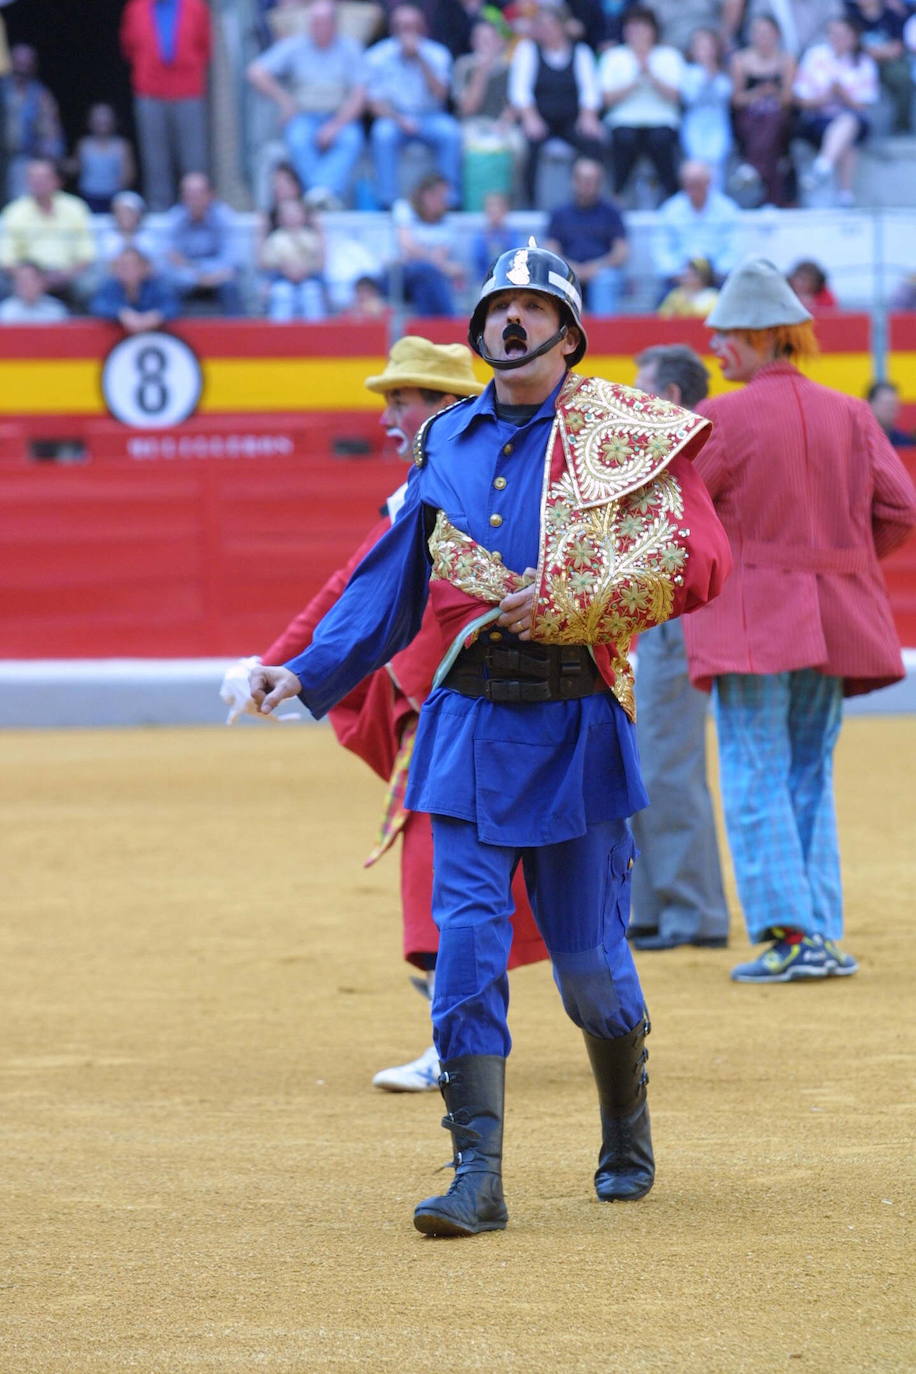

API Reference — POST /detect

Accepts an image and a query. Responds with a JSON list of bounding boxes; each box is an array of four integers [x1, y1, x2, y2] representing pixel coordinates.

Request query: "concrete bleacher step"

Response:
[[855, 137, 916, 209]]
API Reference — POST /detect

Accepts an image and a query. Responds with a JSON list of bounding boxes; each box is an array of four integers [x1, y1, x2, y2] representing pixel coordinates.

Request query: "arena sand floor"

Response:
[[1, 719, 913, 1373]]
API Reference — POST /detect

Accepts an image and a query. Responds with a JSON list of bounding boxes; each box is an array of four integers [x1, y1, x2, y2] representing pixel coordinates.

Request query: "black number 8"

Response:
[[134, 345, 169, 415]]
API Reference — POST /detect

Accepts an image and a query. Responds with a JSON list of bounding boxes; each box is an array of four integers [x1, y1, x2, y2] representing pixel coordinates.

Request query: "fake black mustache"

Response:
[[502, 324, 528, 347]]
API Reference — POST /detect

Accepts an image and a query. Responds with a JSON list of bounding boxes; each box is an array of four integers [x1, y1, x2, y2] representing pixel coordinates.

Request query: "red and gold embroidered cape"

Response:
[[423, 371, 727, 720]]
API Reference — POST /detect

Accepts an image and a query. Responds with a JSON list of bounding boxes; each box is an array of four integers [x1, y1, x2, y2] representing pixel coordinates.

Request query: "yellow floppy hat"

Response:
[[365, 336, 485, 397]]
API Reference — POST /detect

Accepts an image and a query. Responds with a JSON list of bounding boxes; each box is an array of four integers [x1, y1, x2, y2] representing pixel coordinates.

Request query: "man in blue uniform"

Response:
[[250, 245, 731, 1236]]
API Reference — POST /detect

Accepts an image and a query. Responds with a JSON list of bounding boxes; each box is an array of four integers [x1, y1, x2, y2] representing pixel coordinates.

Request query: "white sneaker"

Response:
[[372, 1044, 440, 1092]]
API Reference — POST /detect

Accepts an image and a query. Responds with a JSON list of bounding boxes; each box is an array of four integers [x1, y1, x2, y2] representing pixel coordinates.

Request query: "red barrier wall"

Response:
[[2, 450, 403, 658], [1, 316, 914, 658]]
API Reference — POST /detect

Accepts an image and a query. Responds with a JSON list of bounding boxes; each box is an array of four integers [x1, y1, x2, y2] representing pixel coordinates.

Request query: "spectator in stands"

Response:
[[793, 15, 879, 206], [364, 3, 463, 209], [387, 171, 464, 315], [599, 5, 685, 204], [342, 273, 389, 320], [453, 16, 523, 206], [469, 189, 514, 282], [545, 156, 629, 314], [0, 159, 95, 306], [787, 258, 839, 311], [0, 44, 65, 201], [740, 0, 844, 60], [453, 17, 514, 128], [651, 160, 739, 293], [259, 195, 328, 320], [845, 0, 913, 132], [657, 256, 719, 317], [70, 103, 136, 214], [867, 379, 915, 445], [246, 0, 366, 210], [730, 14, 797, 207], [89, 246, 179, 334], [257, 162, 307, 244], [161, 171, 244, 316], [680, 28, 733, 192], [98, 191, 161, 266], [120, 0, 212, 212], [508, 3, 606, 208], [0, 260, 69, 323]]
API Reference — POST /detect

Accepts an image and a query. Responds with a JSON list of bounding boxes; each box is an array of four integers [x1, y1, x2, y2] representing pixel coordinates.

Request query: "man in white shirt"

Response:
[[247, 0, 366, 207], [651, 160, 740, 290]]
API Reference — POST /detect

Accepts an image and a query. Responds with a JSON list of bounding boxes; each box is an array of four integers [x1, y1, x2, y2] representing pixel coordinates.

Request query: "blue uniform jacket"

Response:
[[285, 378, 647, 846]]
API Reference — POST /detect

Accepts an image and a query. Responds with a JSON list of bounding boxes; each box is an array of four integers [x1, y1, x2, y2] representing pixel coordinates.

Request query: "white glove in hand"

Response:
[[220, 656, 301, 724], [220, 655, 265, 724]]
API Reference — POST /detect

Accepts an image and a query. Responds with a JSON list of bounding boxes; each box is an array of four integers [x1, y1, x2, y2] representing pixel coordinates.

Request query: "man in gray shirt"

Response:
[[162, 172, 244, 315], [364, 3, 462, 208], [247, 0, 366, 207]]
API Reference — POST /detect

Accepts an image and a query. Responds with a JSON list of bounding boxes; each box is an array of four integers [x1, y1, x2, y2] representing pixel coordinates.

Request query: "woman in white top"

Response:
[[508, 3, 605, 206], [793, 16, 879, 207], [598, 4, 685, 203]]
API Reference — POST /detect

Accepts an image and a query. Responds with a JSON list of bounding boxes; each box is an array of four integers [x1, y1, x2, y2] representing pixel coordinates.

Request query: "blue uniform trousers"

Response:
[[430, 815, 646, 1060], [713, 670, 844, 945]]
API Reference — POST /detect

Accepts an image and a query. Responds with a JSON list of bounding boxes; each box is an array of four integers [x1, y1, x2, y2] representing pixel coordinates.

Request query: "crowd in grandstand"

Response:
[[0, 0, 915, 323]]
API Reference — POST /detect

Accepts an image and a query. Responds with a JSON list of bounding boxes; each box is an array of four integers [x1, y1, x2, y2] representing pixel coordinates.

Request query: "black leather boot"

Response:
[[583, 1012, 654, 1202], [413, 1054, 508, 1237]]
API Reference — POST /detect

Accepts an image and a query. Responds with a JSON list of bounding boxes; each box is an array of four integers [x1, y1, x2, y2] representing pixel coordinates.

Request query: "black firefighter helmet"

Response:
[[468, 241, 588, 370]]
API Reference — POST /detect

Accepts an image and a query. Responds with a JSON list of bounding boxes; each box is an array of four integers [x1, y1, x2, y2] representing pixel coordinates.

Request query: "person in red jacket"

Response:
[[683, 257, 916, 984], [223, 337, 547, 1090], [120, 0, 212, 210]]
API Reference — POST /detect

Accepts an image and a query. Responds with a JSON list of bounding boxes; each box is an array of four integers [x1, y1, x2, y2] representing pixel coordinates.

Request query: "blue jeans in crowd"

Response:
[[586, 267, 625, 316], [284, 112, 364, 202], [370, 113, 463, 208]]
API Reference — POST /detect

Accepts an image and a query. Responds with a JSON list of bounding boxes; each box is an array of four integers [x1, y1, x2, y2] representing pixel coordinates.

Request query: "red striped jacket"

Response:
[[683, 361, 916, 696]]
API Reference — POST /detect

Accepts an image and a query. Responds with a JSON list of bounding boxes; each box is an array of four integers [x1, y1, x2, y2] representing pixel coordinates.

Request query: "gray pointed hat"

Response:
[[706, 256, 813, 329]]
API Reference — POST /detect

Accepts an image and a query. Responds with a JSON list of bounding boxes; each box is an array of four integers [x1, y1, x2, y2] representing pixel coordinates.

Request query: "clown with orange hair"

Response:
[[682, 257, 916, 984]]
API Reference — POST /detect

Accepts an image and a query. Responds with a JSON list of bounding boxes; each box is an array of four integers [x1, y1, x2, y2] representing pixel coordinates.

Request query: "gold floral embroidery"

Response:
[[558, 373, 707, 509], [428, 510, 531, 602]]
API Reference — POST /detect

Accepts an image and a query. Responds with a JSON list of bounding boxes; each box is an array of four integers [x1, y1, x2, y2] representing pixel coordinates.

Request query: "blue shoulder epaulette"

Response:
[[412, 396, 474, 469]]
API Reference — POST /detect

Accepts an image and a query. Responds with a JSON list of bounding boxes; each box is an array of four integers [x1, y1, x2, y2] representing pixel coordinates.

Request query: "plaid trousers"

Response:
[[713, 670, 844, 944]]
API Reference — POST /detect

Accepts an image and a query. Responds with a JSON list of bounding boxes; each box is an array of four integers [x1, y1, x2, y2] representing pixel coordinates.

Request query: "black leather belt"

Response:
[[443, 641, 605, 703]]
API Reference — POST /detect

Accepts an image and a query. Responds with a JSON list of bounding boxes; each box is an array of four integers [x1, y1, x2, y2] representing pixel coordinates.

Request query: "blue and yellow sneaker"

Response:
[[823, 939, 860, 977], [730, 928, 830, 983]]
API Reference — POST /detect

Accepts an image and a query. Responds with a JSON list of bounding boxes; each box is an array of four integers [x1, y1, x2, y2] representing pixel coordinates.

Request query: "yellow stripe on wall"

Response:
[[588, 352, 879, 398], [0, 350, 910, 418], [199, 357, 388, 412], [0, 360, 102, 413]]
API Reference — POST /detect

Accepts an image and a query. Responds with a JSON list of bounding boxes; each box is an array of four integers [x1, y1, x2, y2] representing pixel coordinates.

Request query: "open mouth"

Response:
[[502, 327, 528, 357]]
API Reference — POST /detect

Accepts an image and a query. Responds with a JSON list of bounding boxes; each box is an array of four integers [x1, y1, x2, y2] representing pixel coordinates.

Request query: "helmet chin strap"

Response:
[[475, 324, 568, 371]]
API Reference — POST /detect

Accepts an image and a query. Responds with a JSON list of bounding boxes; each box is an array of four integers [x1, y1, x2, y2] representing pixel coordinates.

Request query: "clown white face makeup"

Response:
[[380, 386, 451, 455]]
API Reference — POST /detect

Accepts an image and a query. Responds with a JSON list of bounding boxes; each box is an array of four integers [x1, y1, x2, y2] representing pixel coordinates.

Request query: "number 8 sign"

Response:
[[101, 332, 204, 428]]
